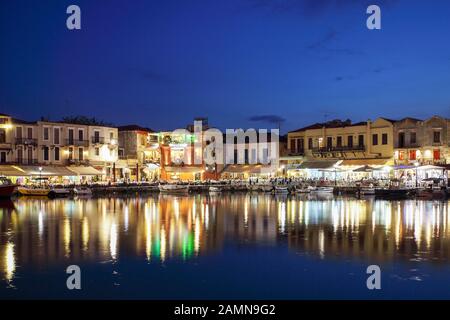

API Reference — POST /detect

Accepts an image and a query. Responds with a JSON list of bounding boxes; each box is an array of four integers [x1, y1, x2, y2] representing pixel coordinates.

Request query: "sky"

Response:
[[1, 0, 449, 133]]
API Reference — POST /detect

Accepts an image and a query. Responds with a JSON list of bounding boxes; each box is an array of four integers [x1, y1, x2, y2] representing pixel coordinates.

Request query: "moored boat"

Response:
[[17, 186, 51, 196], [273, 185, 289, 194], [74, 187, 93, 196], [360, 187, 375, 195], [209, 185, 222, 193], [159, 184, 189, 194], [48, 187, 72, 198], [311, 186, 334, 193], [375, 188, 414, 199], [0, 177, 17, 198]]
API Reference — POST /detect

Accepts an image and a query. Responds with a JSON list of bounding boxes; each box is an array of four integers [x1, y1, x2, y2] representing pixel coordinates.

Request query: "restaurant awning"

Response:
[[164, 166, 203, 173], [0, 165, 27, 176], [223, 164, 275, 174], [339, 159, 390, 166], [18, 166, 77, 176], [67, 166, 102, 175], [296, 160, 340, 170]]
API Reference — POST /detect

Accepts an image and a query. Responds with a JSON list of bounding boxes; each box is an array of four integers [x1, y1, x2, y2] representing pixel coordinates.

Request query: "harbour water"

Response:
[[1, 194, 450, 299]]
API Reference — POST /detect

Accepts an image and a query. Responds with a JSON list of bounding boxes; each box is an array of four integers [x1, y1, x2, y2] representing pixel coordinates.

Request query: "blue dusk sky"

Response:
[[0, 0, 449, 133]]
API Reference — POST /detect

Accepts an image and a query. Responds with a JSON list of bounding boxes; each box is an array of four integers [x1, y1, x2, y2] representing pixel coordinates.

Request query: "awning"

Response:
[[296, 160, 340, 170], [222, 164, 275, 174], [417, 165, 445, 171], [0, 165, 27, 176], [18, 166, 76, 176], [339, 159, 390, 166], [67, 166, 102, 175], [164, 166, 203, 173]]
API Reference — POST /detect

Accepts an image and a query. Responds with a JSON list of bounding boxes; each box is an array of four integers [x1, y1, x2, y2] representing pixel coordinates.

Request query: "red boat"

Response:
[[0, 177, 17, 198]]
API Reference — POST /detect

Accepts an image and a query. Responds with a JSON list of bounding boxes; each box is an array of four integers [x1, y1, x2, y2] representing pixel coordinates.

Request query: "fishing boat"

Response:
[[17, 186, 51, 196], [311, 186, 334, 193], [294, 186, 311, 194], [159, 184, 189, 194], [259, 184, 273, 192], [73, 187, 93, 196], [0, 177, 17, 198]]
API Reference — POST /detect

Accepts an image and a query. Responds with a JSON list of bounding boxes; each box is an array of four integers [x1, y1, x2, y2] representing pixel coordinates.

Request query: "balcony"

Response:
[[66, 139, 89, 147], [312, 145, 365, 153], [288, 150, 305, 156], [67, 159, 90, 166], [15, 138, 37, 146], [91, 137, 105, 144], [14, 158, 38, 165]]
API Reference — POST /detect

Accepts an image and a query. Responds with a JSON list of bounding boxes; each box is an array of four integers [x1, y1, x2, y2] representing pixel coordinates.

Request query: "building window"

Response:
[[16, 127, 22, 139], [290, 139, 295, 151], [336, 136, 342, 147], [410, 132, 416, 145], [54, 128, 60, 144], [43, 127, 49, 140], [54, 147, 60, 161], [382, 133, 388, 145], [372, 134, 378, 146], [433, 131, 441, 143], [110, 132, 114, 140], [0, 152, 6, 163], [297, 138, 304, 152], [79, 148, 84, 161], [95, 147, 100, 156], [398, 132, 405, 148], [94, 131, 100, 143], [308, 138, 313, 150], [68, 147, 73, 160], [326, 137, 332, 149], [27, 127, 33, 139], [118, 149, 124, 158], [0, 129, 5, 143], [358, 135, 364, 147], [78, 129, 84, 141], [43, 147, 49, 161], [347, 136, 353, 148]]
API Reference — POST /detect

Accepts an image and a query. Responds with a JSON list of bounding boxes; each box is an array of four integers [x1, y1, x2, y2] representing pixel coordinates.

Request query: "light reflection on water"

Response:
[[0, 195, 449, 296]]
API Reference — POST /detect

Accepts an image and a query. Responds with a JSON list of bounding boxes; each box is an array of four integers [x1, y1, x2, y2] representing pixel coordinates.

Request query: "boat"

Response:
[[360, 187, 375, 195], [17, 186, 51, 196], [0, 177, 17, 198], [260, 184, 273, 192], [375, 188, 414, 199], [209, 185, 222, 193], [311, 186, 334, 193], [73, 187, 93, 196], [294, 187, 311, 194], [49, 187, 72, 198], [273, 186, 289, 194], [159, 184, 189, 194]]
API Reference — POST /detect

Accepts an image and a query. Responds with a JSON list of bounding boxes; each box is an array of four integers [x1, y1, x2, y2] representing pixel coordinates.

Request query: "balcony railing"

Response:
[[67, 159, 90, 166], [66, 139, 89, 147], [288, 150, 305, 156], [312, 145, 365, 153], [15, 138, 38, 146], [91, 137, 105, 144], [14, 158, 38, 165]]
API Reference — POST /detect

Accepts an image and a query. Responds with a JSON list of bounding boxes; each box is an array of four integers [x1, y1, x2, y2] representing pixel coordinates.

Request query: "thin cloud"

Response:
[[248, 114, 286, 124]]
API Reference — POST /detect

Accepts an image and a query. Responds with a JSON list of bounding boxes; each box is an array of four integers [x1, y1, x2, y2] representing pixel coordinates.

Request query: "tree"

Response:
[[61, 115, 113, 126]]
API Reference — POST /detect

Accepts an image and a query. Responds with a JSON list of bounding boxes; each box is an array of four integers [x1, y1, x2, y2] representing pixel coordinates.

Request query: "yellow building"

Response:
[[286, 118, 395, 178]]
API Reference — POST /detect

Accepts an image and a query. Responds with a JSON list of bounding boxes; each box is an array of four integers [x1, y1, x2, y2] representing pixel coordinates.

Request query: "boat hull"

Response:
[[0, 185, 17, 198], [18, 187, 50, 196]]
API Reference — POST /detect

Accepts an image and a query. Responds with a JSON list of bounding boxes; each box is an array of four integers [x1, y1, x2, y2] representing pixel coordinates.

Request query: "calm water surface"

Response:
[[0, 194, 449, 299]]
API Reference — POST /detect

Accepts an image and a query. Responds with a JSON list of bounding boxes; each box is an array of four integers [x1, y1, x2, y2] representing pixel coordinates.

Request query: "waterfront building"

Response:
[[118, 125, 160, 181], [393, 116, 449, 166], [286, 118, 395, 179], [0, 113, 118, 183]]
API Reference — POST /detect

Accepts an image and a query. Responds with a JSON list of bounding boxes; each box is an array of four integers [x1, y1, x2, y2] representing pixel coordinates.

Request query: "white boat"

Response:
[[159, 184, 189, 194], [74, 187, 93, 196], [209, 185, 222, 193], [295, 187, 311, 194], [273, 186, 289, 193], [17, 186, 51, 196], [311, 186, 334, 193]]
